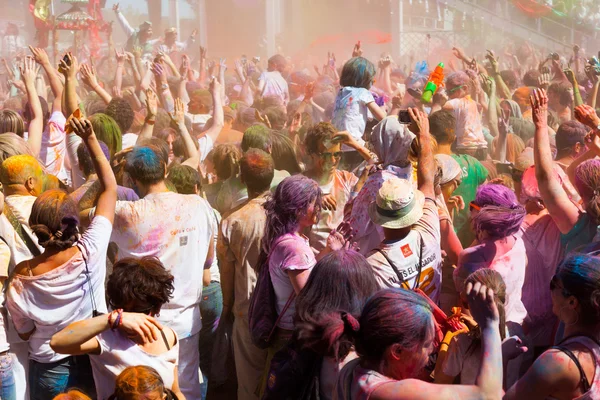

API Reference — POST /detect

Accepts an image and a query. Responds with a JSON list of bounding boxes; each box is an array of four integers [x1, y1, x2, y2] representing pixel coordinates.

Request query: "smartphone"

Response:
[[62, 53, 71, 66], [551, 52, 560, 61], [398, 110, 411, 124]]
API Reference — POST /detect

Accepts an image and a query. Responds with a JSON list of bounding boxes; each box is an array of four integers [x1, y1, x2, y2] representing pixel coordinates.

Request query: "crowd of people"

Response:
[[1, 6, 600, 400]]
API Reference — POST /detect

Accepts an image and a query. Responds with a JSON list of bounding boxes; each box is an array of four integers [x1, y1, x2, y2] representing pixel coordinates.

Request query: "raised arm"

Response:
[[114, 49, 127, 97], [80, 64, 112, 106], [58, 53, 80, 119], [531, 89, 580, 234], [585, 64, 599, 108], [113, 3, 135, 37], [30, 46, 63, 113], [332, 130, 374, 164], [218, 58, 227, 104], [564, 68, 584, 108], [374, 282, 503, 400], [69, 117, 117, 223], [21, 57, 43, 157], [202, 78, 224, 145], [410, 108, 435, 199], [152, 62, 175, 113], [171, 98, 199, 168], [486, 50, 511, 100], [137, 88, 158, 144], [569, 105, 600, 184]]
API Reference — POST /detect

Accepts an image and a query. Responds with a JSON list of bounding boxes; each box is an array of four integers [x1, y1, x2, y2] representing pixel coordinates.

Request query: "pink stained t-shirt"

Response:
[[308, 170, 358, 254], [444, 97, 487, 150], [268, 233, 316, 331]]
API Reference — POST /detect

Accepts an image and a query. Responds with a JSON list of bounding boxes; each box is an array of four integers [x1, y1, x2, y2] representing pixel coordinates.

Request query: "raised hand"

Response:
[[465, 281, 500, 330], [209, 76, 222, 97], [199, 46, 207, 60], [234, 59, 246, 80], [289, 112, 302, 133], [112, 3, 120, 12], [170, 98, 186, 125], [563, 68, 576, 85], [538, 72, 551, 89], [151, 62, 166, 83], [219, 57, 227, 71], [115, 48, 127, 65], [574, 104, 600, 129], [69, 117, 95, 140], [28, 46, 50, 66], [530, 88, 548, 126], [486, 50, 500, 75], [479, 74, 495, 96], [352, 40, 363, 58], [408, 107, 429, 135], [585, 64, 600, 84], [80, 64, 99, 89], [322, 194, 337, 211], [145, 88, 158, 119], [132, 46, 143, 59], [19, 56, 39, 85], [58, 52, 78, 79], [452, 46, 468, 61], [207, 60, 216, 77], [180, 54, 190, 78], [304, 81, 315, 101]]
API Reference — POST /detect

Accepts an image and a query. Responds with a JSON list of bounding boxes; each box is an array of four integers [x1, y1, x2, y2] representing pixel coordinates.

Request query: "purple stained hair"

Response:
[[472, 183, 526, 239], [262, 175, 322, 254]]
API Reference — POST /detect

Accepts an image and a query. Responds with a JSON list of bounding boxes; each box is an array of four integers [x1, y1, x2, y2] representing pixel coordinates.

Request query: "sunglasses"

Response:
[[469, 201, 481, 212], [318, 151, 343, 160]]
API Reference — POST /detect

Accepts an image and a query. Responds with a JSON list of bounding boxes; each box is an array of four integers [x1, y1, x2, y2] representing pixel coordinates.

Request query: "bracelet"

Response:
[[111, 309, 123, 330], [108, 310, 116, 327]]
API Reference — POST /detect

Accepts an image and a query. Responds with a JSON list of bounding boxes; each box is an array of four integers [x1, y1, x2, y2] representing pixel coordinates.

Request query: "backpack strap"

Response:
[[3, 204, 40, 257], [552, 345, 591, 393], [376, 233, 424, 291]]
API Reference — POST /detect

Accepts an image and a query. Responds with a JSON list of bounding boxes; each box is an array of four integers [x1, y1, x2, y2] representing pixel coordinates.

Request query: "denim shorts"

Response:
[[29, 355, 95, 400], [0, 352, 16, 400]]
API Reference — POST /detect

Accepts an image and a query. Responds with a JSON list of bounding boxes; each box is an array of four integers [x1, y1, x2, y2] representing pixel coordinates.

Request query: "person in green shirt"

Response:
[[429, 110, 488, 247]]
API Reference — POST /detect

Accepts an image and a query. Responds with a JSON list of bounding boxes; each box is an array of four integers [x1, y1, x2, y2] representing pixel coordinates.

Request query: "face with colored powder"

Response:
[[549, 276, 578, 324], [298, 198, 320, 228], [386, 316, 436, 380], [312, 140, 341, 176]]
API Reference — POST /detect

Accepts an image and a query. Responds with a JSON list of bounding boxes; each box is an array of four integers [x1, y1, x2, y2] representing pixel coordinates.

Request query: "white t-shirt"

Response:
[[366, 198, 443, 304], [208, 209, 221, 283], [90, 328, 179, 400], [105, 192, 214, 338], [121, 132, 139, 150], [258, 71, 289, 105], [268, 234, 316, 330], [6, 215, 111, 362], [332, 87, 375, 146], [309, 170, 358, 254], [39, 111, 69, 184], [444, 97, 487, 150]]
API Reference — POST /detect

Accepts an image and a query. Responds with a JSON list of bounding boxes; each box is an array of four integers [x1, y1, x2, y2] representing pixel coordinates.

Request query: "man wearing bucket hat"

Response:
[[366, 108, 443, 303]]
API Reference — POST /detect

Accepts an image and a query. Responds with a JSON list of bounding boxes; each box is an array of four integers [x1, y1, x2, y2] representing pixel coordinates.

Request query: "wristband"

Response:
[[111, 309, 123, 330]]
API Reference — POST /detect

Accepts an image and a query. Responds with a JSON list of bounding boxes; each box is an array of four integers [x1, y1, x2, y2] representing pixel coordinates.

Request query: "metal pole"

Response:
[[266, 0, 276, 57], [169, 0, 180, 41], [197, 0, 208, 47]]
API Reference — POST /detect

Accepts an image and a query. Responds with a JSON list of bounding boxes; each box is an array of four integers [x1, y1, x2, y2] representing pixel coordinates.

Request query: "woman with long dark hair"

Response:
[[334, 285, 503, 399], [294, 250, 379, 400], [259, 175, 353, 394]]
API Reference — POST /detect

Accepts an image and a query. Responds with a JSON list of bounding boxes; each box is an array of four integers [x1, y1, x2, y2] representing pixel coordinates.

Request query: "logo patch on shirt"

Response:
[[180, 236, 188, 246], [401, 244, 413, 258]]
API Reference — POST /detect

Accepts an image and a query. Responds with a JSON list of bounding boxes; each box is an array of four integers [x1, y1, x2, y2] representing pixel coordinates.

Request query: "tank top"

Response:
[[334, 359, 396, 400], [549, 336, 600, 400]]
